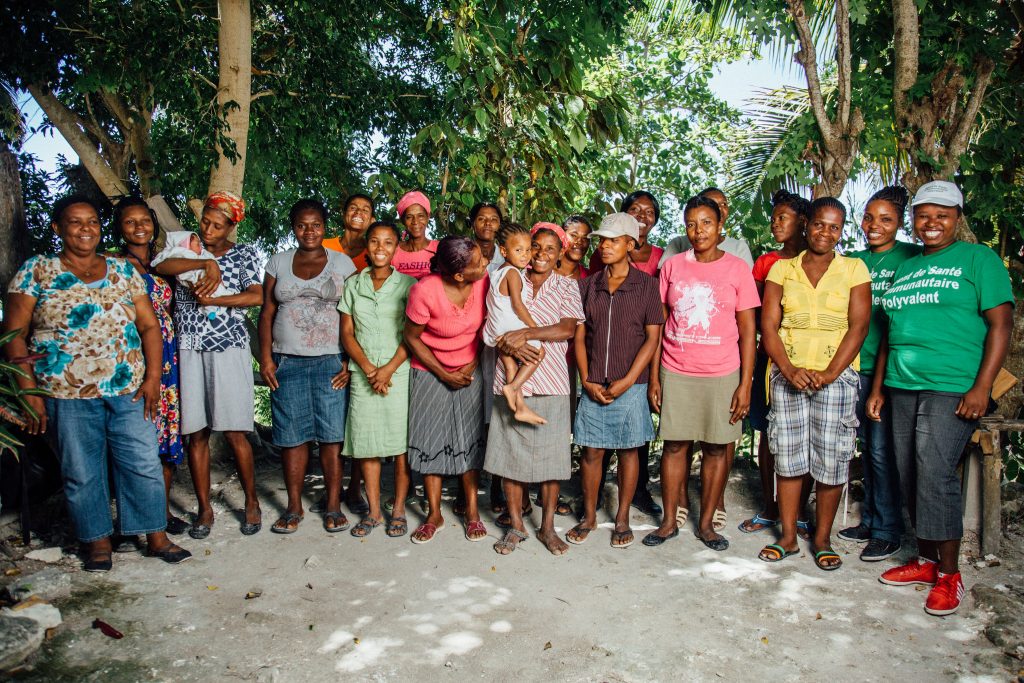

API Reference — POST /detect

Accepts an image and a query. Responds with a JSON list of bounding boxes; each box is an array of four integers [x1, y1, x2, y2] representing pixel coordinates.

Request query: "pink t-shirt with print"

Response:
[[405, 273, 488, 372], [659, 250, 760, 377], [392, 240, 439, 280]]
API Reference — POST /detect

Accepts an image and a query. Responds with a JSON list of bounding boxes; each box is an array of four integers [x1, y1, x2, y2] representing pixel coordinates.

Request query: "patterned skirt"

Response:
[[408, 369, 485, 476], [157, 335, 184, 465]]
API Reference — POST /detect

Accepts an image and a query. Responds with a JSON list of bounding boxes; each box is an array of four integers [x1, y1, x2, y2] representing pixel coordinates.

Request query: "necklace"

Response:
[[60, 252, 100, 278]]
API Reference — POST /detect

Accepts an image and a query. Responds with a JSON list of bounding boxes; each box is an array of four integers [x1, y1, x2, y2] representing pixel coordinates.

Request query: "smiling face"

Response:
[[531, 232, 562, 275], [453, 245, 487, 283], [344, 197, 373, 234], [597, 234, 634, 266], [199, 208, 235, 249], [806, 206, 844, 255], [684, 205, 721, 255], [117, 205, 155, 248], [401, 203, 429, 239], [861, 199, 902, 250], [54, 202, 102, 256], [499, 232, 533, 270], [365, 225, 399, 268], [912, 203, 959, 253], [292, 208, 326, 251], [770, 204, 804, 245], [626, 196, 657, 244], [472, 207, 501, 242], [562, 220, 591, 263]]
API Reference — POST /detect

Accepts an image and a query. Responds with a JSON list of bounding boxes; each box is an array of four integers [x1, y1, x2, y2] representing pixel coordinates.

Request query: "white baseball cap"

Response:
[[911, 180, 963, 209], [592, 212, 641, 241]]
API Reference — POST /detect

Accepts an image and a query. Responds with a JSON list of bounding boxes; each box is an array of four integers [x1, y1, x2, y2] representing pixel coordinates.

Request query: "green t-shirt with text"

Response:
[[852, 241, 922, 374], [881, 241, 1013, 393]]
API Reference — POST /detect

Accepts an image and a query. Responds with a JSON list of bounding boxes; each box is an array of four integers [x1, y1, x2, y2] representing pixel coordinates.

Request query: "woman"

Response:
[[554, 215, 592, 280], [568, 213, 664, 549], [486, 225, 584, 554], [403, 235, 489, 543], [3, 195, 190, 570], [324, 193, 374, 272], [154, 191, 263, 538], [392, 191, 439, 280], [470, 201, 506, 274], [258, 199, 355, 533], [340, 221, 415, 537], [112, 197, 188, 535], [758, 197, 871, 570], [739, 190, 812, 538], [878, 180, 1012, 616], [645, 196, 758, 551], [838, 186, 920, 561]]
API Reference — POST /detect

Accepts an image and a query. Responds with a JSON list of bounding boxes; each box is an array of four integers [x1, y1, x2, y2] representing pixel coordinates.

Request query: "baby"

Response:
[[483, 224, 546, 425], [151, 231, 231, 320]]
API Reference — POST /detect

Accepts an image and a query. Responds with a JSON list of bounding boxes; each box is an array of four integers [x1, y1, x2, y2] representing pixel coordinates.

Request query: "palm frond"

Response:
[[0, 78, 25, 145], [725, 85, 812, 201]]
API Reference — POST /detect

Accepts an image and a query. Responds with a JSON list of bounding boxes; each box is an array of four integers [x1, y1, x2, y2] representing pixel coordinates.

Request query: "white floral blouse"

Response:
[[8, 255, 149, 399]]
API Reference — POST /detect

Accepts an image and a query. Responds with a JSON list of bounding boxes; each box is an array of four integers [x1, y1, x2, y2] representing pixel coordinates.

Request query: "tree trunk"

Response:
[[200, 0, 252, 240], [0, 145, 28, 286]]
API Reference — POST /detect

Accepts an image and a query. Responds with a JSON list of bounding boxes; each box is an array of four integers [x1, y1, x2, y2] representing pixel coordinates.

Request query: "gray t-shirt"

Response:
[[659, 234, 754, 269], [265, 248, 356, 356]]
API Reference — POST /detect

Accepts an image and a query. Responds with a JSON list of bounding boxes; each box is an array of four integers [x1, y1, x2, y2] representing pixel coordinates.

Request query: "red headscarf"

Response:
[[531, 221, 570, 251], [203, 191, 245, 224], [396, 191, 431, 219]]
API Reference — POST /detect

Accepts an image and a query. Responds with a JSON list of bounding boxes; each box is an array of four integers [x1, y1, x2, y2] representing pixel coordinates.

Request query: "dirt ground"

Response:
[[3, 441, 1023, 682]]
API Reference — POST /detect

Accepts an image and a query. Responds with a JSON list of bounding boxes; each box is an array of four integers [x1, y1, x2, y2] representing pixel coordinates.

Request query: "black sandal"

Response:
[[271, 512, 303, 534], [323, 511, 349, 533], [351, 517, 383, 537], [495, 503, 534, 529], [386, 515, 408, 538]]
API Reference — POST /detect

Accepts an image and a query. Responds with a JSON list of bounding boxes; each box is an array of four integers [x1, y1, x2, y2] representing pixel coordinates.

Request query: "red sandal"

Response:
[[465, 520, 487, 542]]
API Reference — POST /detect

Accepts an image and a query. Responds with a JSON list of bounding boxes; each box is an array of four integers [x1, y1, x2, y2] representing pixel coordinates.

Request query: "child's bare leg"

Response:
[[507, 347, 547, 425], [499, 352, 521, 412]]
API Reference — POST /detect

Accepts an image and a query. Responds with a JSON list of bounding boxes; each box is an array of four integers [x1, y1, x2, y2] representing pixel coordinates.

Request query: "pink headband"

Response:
[[531, 222, 570, 251], [396, 191, 431, 219]]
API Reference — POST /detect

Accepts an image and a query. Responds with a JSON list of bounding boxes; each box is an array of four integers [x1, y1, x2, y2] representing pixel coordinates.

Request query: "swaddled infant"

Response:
[[151, 231, 231, 320]]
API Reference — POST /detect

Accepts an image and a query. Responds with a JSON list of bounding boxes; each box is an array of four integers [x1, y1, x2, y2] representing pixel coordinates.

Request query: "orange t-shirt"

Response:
[[323, 237, 367, 271]]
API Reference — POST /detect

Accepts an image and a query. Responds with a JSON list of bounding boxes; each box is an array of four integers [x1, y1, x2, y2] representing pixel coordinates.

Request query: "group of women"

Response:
[[1, 179, 1011, 619]]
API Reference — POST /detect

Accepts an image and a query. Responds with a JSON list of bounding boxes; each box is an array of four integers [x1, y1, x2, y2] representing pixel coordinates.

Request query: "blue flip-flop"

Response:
[[738, 513, 778, 533]]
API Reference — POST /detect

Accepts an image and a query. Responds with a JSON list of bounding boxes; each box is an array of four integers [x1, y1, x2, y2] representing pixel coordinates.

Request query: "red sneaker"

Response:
[[925, 572, 964, 616], [879, 558, 938, 586]]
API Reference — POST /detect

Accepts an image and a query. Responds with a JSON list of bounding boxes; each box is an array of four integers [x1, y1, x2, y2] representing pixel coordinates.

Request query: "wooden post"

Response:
[[982, 429, 1002, 555]]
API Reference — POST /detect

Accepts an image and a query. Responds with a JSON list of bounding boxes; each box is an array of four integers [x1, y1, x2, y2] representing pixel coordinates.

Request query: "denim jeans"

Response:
[[46, 393, 166, 542], [855, 374, 903, 543], [889, 389, 976, 541]]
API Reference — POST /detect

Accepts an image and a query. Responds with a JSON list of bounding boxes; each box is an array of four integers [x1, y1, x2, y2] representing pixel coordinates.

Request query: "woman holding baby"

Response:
[[154, 192, 265, 539]]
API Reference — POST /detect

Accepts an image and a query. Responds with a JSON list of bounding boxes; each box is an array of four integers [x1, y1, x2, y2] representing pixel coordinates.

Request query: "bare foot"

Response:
[[501, 384, 519, 412], [513, 403, 547, 425], [537, 528, 569, 556]]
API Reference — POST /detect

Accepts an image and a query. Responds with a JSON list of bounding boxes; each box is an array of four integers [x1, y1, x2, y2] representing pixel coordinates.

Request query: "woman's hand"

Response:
[[496, 330, 542, 364], [370, 364, 396, 395], [193, 293, 220, 307], [192, 260, 222, 297], [956, 385, 990, 421], [729, 384, 751, 424], [23, 394, 47, 435], [259, 356, 279, 391], [781, 365, 816, 391], [647, 379, 662, 414], [583, 380, 611, 405], [133, 375, 162, 421], [440, 367, 472, 390], [331, 362, 351, 390], [865, 390, 885, 422], [603, 378, 632, 402]]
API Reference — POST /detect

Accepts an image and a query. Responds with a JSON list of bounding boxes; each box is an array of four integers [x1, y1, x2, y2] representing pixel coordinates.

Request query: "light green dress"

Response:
[[339, 267, 415, 457]]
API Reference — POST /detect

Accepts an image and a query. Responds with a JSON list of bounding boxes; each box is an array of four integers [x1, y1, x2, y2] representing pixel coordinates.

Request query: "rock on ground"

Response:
[[0, 614, 43, 672], [6, 567, 73, 602]]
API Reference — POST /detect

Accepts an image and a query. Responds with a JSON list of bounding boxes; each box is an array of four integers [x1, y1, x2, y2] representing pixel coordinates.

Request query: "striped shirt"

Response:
[[578, 266, 665, 384], [493, 272, 584, 397]]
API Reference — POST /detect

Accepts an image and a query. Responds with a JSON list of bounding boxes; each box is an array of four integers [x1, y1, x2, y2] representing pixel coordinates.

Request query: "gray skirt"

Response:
[[408, 369, 485, 476], [659, 368, 742, 444], [485, 395, 571, 483]]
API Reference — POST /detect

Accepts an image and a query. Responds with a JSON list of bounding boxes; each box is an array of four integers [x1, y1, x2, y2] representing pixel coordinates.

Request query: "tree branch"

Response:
[[945, 56, 995, 167], [835, 0, 853, 129], [785, 0, 835, 146], [27, 84, 129, 199], [891, 0, 920, 127]]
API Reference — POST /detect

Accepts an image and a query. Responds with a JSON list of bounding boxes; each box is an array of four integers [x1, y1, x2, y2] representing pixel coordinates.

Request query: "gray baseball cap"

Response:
[[592, 212, 641, 241], [911, 180, 963, 209]]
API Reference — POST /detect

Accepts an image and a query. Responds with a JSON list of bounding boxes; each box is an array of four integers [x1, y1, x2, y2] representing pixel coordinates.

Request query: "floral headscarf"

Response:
[[204, 191, 245, 224]]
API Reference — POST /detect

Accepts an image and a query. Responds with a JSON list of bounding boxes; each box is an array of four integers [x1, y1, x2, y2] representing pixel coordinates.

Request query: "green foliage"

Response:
[[0, 329, 49, 457]]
